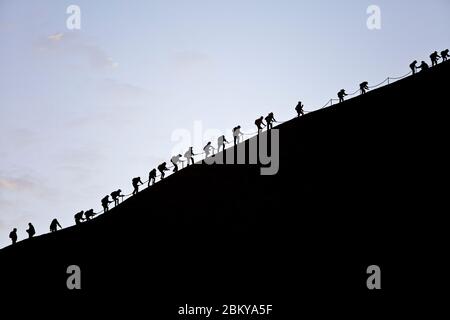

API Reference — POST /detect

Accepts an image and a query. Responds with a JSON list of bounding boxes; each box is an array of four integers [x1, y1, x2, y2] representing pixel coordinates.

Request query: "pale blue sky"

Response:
[[0, 0, 449, 247]]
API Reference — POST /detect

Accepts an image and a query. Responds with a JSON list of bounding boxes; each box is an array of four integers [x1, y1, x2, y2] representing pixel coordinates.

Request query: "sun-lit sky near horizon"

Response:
[[1, 0, 449, 248]]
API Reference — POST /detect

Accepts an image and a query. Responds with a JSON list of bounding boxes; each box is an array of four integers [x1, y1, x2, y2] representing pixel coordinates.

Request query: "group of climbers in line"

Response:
[[410, 49, 448, 74], [74, 209, 96, 225], [10, 50, 449, 245], [254, 112, 277, 133]]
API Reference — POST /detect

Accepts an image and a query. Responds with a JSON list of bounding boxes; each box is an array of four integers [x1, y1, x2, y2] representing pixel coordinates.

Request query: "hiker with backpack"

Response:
[[184, 147, 195, 166], [265, 112, 277, 130], [337, 89, 348, 103], [255, 116, 266, 134], [442, 49, 449, 62], [50, 218, 62, 233], [217, 135, 229, 153], [111, 189, 123, 206], [295, 101, 304, 117], [9, 228, 18, 244], [26, 223, 36, 238], [158, 162, 169, 179], [102, 195, 113, 212], [132, 177, 143, 195], [417, 61, 429, 72], [203, 142, 215, 157], [360, 81, 369, 94], [148, 168, 157, 186], [430, 51, 441, 67], [232, 126, 243, 145], [84, 209, 95, 221], [171, 154, 182, 172], [74, 211, 85, 225], [410, 60, 418, 74]]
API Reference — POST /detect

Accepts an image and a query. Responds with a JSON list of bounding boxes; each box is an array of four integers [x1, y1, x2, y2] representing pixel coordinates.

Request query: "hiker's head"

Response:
[[13, 228, 17, 232]]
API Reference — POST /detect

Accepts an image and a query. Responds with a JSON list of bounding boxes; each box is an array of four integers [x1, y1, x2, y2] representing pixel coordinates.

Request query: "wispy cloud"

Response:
[[36, 32, 118, 69], [0, 176, 37, 191], [48, 32, 64, 41]]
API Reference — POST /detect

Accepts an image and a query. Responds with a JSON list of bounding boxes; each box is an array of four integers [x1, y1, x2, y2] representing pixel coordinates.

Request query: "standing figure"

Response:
[[295, 101, 304, 117], [9, 228, 18, 244]]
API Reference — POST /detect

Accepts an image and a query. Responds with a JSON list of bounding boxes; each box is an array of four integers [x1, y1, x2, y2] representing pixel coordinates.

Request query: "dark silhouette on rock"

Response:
[[295, 101, 304, 117], [84, 209, 95, 221], [171, 154, 182, 172], [132, 177, 143, 195], [255, 116, 266, 133], [232, 126, 242, 145], [1, 58, 449, 312], [26, 223, 36, 238], [217, 135, 228, 153], [9, 228, 17, 244], [49, 219, 61, 233], [442, 49, 449, 62], [158, 162, 169, 179], [337, 89, 348, 103], [418, 61, 429, 72], [148, 168, 157, 186], [101, 195, 112, 212], [430, 51, 441, 66], [74, 211, 85, 225], [265, 112, 276, 129], [184, 147, 195, 166], [360, 81, 369, 94], [111, 189, 123, 206], [410, 60, 418, 74], [203, 142, 214, 157]]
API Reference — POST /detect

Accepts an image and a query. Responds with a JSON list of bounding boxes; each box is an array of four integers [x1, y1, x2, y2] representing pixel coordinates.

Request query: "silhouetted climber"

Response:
[[101, 195, 112, 212], [442, 49, 449, 62], [337, 89, 348, 103], [417, 61, 429, 72], [360, 81, 369, 94], [50, 218, 61, 233], [132, 177, 143, 195], [9, 228, 17, 244], [184, 147, 195, 166], [430, 51, 441, 66], [410, 60, 418, 74], [203, 142, 215, 157], [158, 162, 169, 179], [217, 135, 229, 153], [26, 223, 35, 238], [111, 189, 123, 206], [171, 154, 182, 172], [74, 211, 85, 225], [265, 112, 277, 130], [255, 116, 266, 133], [148, 168, 157, 186], [295, 101, 304, 117], [233, 126, 243, 145], [85, 209, 95, 221]]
